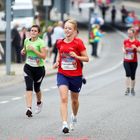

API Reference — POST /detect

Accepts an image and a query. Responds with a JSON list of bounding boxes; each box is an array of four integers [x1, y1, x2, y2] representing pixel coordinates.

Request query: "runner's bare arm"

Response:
[[53, 51, 60, 69], [28, 46, 47, 59], [69, 50, 89, 62]]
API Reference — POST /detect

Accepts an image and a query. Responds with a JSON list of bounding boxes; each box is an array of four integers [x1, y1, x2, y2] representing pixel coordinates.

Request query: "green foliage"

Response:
[[39, 20, 55, 39]]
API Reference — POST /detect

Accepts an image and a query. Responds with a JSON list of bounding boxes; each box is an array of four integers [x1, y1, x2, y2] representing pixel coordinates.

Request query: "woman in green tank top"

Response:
[[21, 25, 47, 117]]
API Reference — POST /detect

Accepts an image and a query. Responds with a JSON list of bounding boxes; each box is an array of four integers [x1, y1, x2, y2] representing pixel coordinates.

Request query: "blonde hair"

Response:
[[65, 19, 78, 30]]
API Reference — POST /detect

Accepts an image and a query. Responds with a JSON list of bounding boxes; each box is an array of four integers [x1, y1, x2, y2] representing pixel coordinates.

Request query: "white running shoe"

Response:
[[69, 114, 77, 131], [62, 122, 69, 134], [35, 102, 43, 114], [131, 88, 135, 96]]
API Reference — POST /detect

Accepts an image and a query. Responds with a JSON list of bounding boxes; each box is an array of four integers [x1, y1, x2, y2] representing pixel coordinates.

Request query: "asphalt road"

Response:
[[0, 24, 140, 140]]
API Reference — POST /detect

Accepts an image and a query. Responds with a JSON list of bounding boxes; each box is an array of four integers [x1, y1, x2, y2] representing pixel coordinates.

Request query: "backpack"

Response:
[[89, 29, 95, 44], [89, 31, 95, 39]]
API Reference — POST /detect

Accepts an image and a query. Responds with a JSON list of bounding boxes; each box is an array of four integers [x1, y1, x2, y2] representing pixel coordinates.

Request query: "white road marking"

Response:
[[43, 88, 51, 92], [0, 100, 9, 104], [11, 97, 22, 101], [51, 86, 57, 89], [86, 61, 123, 79]]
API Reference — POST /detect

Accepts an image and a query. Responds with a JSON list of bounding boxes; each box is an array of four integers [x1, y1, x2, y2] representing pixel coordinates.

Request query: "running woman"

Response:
[[21, 25, 47, 117], [123, 28, 140, 96], [53, 19, 89, 133]]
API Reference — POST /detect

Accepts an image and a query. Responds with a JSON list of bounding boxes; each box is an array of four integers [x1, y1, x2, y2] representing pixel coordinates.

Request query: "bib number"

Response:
[[27, 56, 40, 67], [124, 52, 134, 60], [61, 57, 77, 70]]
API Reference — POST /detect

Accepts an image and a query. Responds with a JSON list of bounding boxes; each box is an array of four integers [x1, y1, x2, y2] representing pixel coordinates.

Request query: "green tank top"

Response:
[[24, 37, 45, 67]]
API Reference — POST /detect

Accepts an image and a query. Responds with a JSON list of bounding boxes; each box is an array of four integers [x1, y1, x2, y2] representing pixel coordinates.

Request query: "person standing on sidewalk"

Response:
[[111, 5, 116, 25], [11, 24, 22, 63], [20, 27, 28, 62], [53, 19, 89, 134], [120, 5, 128, 24], [99, 3, 109, 21], [89, 24, 104, 58], [43, 25, 53, 61], [51, 21, 65, 64], [122, 28, 140, 96], [21, 25, 46, 117]]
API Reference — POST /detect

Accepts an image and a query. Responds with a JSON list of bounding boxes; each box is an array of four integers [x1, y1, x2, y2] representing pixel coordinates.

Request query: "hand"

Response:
[[21, 49, 26, 55], [53, 62, 59, 69], [69, 51, 77, 58], [28, 45, 35, 51], [123, 49, 127, 54], [131, 45, 137, 49]]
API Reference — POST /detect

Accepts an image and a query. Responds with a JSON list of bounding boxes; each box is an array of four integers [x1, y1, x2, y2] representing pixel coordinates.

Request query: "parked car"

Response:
[[11, 0, 34, 30], [0, 0, 34, 32]]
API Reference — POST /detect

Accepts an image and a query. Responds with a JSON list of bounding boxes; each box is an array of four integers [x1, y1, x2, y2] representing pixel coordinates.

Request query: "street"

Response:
[[0, 0, 140, 140], [0, 24, 140, 140]]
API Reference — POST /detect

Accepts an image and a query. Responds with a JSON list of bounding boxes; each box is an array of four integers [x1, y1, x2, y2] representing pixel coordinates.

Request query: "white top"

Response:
[[51, 26, 65, 45]]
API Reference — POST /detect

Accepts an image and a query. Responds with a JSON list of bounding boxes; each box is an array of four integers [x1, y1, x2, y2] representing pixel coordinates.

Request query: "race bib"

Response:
[[61, 57, 77, 70], [27, 56, 40, 67], [124, 52, 134, 60]]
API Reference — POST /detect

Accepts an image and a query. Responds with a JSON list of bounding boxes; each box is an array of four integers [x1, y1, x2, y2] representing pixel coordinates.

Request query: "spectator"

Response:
[[51, 21, 65, 64], [111, 5, 116, 25], [71, 0, 75, 7], [89, 24, 104, 58], [34, 15, 40, 26], [90, 13, 104, 27], [121, 5, 128, 24], [11, 24, 22, 63], [20, 27, 28, 62], [43, 25, 53, 61], [125, 12, 135, 26], [99, 3, 109, 21]]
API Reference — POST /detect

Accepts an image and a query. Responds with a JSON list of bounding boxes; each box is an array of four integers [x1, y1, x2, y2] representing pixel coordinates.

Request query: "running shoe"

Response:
[[35, 102, 43, 114], [62, 122, 69, 134], [131, 88, 135, 96], [125, 88, 130, 96], [69, 114, 77, 131], [26, 108, 32, 117]]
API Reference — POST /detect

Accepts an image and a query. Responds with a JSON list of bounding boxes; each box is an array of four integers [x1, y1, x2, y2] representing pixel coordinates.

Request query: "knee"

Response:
[[61, 97, 68, 104], [72, 99, 78, 105], [34, 87, 40, 93]]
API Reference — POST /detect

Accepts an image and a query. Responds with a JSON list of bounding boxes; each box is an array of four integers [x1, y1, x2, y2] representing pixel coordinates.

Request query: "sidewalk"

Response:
[[0, 61, 57, 89], [121, 1, 140, 9]]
